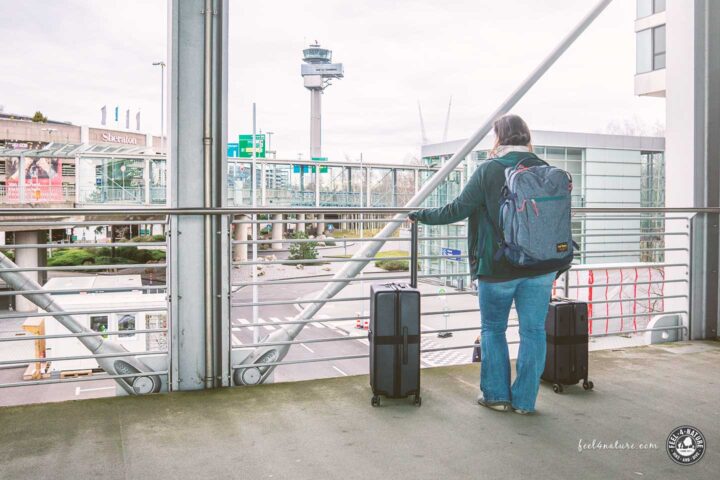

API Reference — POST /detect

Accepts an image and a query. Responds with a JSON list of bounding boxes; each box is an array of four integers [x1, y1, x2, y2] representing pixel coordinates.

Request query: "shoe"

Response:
[[477, 397, 510, 412], [511, 407, 533, 415]]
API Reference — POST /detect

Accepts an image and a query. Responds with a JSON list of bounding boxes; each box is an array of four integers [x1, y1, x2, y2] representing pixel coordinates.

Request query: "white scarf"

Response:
[[490, 145, 531, 159]]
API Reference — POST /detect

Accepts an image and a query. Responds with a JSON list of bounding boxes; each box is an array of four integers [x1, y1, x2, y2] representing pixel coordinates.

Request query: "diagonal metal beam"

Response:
[[235, 0, 615, 385]]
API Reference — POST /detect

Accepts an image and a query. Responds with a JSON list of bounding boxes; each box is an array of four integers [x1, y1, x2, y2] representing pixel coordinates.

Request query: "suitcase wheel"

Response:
[[414, 394, 422, 407], [371, 395, 380, 407], [552, 383, 564, 394], [582, 380, 594, 391]]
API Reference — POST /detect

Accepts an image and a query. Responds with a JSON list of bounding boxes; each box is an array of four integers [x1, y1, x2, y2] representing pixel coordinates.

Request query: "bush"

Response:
[[130, 234, 166, 243], [374, 250, 410, 271], [48, 249, 96, 267], [94, 256, 136, 265], [289, 231, 318, 262]]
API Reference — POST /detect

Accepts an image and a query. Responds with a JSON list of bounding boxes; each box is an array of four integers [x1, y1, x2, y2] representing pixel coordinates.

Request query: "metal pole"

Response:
[[202, 0, 214, 389], [235, 0, 614, 385], [252, 103, 259, 345], [161, 63, 165, 153]]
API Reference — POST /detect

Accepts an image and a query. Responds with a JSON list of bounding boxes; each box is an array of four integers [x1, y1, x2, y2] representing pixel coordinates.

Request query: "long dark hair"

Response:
[[490, 114, 532, 157]]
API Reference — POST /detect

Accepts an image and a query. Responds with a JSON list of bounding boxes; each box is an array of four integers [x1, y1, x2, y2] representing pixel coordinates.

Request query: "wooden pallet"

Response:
[[60, 369, 93, 379]]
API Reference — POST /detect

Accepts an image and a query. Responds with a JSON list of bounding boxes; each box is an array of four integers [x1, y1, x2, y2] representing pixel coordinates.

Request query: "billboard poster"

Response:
[[5, 157, 63, 202]]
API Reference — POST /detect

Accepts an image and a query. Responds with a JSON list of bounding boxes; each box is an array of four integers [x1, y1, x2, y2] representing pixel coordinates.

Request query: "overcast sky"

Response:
[[0, 0, 664, 163]]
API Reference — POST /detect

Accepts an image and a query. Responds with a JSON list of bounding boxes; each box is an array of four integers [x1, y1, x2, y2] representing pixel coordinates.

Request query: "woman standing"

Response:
[[409, 114, 558, 414]]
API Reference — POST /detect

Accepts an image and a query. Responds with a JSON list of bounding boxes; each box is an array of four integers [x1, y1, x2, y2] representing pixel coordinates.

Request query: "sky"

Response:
[[0, 0, 665, 163]]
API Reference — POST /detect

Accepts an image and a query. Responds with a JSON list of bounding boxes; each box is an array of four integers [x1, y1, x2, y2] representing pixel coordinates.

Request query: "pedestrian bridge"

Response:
[[1, 341, 718, 480]]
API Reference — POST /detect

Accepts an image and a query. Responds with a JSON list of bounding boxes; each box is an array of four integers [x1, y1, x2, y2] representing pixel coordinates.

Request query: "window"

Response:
[[637, 25, 665, 73], [61, 163, 75, 177], [90, 315, 109, 339], [0, 160, 5, 175], [118, 313, 136, 338], [653, 25, 666, 70], [637, 0, 665, 19]]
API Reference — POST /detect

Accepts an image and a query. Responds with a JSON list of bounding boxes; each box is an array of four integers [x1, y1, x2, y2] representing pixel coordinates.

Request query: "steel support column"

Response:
[[689, 0, 720, 339], [169, 0, 230, 390]]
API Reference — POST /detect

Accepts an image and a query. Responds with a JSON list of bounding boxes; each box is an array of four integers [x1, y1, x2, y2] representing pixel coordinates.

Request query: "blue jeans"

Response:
[[478, 272, 555, 412]]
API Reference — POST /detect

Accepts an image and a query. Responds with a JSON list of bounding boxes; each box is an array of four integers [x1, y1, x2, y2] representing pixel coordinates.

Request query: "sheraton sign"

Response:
[[101, 132, 138, 145]]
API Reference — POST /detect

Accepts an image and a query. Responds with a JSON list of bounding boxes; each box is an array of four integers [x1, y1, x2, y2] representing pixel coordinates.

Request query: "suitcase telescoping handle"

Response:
[[410, 220, 418, 288]]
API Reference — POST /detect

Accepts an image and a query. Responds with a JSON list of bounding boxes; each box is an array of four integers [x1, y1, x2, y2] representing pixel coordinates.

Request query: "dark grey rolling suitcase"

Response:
[[369, 222, 421, 407], [542, 298, 594, 393]]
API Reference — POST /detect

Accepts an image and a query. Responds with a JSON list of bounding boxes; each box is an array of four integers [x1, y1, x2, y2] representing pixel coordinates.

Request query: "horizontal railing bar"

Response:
[[235, 254, 469, 266], [236, 334, 369, 349], [570, 278, 687, 289], [0, 220, 168, 227], [233, 272, 470, 287], [577, 232, 688, 238], [0, 285, 168, 297], [0, 306, 167, 320], [231, 353, 369, 368], [0, 371, 169, 389], [0, 328, 168, 342], [232, 290, 473, 308], [570, 262, 686, 271], [573, 248, 686, 256], [589, 325, 687, 338], [0, 349, 168, 366], [588, 310, 687, 322], [232, 218, 408, 225], [0, 263, 167, 273], [586, 294, 688, 305], [231, 235, 467, 245], [0, 207, 716, 217], [1, 242, 167, 250]]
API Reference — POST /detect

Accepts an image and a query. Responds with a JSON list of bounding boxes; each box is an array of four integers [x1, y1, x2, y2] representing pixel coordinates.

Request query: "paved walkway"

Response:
[[1, 341, 718, 480]]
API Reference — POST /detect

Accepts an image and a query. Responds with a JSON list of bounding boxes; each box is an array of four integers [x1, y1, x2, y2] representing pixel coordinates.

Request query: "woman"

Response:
[[409, 114, 556, 415]]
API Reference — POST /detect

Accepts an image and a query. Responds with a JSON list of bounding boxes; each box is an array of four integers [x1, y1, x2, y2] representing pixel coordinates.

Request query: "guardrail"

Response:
[[0, 214, 169, 398], [0, 206, 698, 403]]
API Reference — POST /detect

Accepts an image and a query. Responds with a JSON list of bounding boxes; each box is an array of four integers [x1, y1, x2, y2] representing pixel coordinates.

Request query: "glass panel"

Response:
[[654, 53, 666, 70], [532, 146, 546, 157], [636, 29, 653, 73], [546, 147, 564, 159], [90, 316, 109, 339], [637, 0, 653, 18], [653, 25, 666, 54], [566, 148, 583, 162], [118, 313, 136, 338], [653, 0, 666, 13]]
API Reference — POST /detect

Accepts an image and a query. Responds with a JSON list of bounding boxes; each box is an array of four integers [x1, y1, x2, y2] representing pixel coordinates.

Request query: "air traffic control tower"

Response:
[[301, 42, 343, 173]]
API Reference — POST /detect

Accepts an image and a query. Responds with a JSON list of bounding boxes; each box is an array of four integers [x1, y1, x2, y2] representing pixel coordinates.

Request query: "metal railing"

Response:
[[0, 214, 169, 399], [0, 206, 698, 404]]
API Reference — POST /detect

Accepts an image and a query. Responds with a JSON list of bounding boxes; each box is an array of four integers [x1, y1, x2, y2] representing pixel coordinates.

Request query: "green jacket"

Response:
[[414, 151, 557, 281]]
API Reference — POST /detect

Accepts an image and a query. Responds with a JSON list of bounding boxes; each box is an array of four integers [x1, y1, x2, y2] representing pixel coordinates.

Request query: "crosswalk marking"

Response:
[[234, 316, 345, 332], [261, 318, 276, 331], [421, 337, 473, 367]]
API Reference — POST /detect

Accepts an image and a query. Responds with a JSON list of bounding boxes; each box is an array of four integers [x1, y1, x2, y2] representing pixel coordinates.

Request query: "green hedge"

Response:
[[374, 250, 409, 271], [47, 246, 166, 267]]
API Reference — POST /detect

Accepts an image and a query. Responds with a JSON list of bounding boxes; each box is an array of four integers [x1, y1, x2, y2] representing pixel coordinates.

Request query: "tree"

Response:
[[288, 231, 318, 262], [31, 111, 47, 123]]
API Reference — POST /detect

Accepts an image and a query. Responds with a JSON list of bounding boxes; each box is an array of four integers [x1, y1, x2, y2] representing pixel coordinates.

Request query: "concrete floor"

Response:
[[1, 341, 718, 480]]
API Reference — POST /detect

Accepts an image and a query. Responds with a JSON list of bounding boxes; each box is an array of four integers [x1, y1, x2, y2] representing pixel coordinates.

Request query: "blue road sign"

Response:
[[440, 247, 462, 261]]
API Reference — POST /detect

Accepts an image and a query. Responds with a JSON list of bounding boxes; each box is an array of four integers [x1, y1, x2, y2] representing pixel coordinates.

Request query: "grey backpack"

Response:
[[493, 157, 576, 270]]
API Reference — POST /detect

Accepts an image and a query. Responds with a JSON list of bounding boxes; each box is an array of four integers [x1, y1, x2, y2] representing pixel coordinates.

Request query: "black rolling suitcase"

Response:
[[369, 222, 421, 407], [542, 298, 594, 393]]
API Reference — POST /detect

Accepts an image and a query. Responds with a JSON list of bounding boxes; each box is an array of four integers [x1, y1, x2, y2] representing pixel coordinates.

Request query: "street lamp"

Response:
[[120, 164, 126, 201], [152, 61, 166, 154]]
